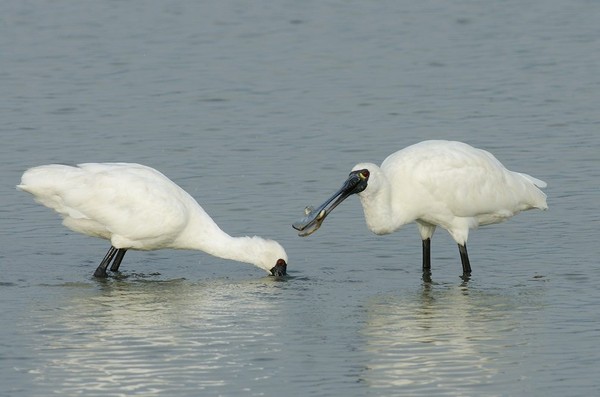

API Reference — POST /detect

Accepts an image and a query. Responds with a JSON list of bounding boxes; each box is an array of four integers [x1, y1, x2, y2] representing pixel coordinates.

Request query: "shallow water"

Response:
[[2, 1, 600, 396]]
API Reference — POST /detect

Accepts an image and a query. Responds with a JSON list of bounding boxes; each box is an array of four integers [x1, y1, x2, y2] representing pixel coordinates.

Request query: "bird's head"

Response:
[[252, 238, 288, 276], [292, 164, 374, 237]]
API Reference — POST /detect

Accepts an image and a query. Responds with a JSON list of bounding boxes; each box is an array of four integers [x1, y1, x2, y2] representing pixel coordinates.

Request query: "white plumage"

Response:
[[18, 163, 288, 278], [293, 140, 547, 278]]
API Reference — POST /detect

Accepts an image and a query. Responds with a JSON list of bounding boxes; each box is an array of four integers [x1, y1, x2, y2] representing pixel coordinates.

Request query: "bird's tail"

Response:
[[17, 165, 81, 212], [517, 172, 547, 189], [517, 172, 548, 210]]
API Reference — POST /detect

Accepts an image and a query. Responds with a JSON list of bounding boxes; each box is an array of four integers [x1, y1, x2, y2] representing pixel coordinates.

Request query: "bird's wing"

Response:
[[75, 164, 192, 242], [22, 164, 192, 243], [383, 143, 530, 219]]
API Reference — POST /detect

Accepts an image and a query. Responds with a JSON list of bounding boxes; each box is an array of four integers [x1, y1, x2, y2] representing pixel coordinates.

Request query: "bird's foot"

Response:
[[422, 270, 432, 284], [93, 268, 109, 278]]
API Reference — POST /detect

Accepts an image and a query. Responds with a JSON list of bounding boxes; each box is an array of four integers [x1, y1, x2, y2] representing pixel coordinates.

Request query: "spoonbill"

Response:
[[18, 163, 288, 278], [293, 140, 547, 278]]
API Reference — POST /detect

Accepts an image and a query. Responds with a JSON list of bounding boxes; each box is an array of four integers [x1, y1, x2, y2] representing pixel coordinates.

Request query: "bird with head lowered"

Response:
[[18, 163, 288, 278]]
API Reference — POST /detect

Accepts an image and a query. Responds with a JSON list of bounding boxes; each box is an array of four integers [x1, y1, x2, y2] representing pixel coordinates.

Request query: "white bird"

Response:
[[293, 140, 547, 278], [17, 163, 288, 278]]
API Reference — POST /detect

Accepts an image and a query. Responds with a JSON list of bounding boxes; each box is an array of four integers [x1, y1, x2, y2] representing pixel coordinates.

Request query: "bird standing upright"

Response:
[[18, 163, 288, 278], [293, 140, 547, 278]]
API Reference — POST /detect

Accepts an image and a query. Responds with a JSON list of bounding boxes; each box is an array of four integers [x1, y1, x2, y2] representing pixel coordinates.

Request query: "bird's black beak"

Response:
[[292, 169, 370, 237], [270, 259, 287, 277]]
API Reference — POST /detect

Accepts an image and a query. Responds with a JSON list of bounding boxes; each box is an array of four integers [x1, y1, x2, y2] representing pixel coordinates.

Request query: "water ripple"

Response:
[[23, 278, 289, 396], [358, 284, 541, 395]]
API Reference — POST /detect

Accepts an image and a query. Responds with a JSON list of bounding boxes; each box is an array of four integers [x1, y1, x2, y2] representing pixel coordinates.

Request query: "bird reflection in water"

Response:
[[27, 277, 287, 395], [358, 282, 532, 392]]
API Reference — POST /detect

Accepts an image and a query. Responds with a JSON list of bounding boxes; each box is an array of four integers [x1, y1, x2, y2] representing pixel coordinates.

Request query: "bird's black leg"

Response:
[[110, 249, 128, 272], [458, 244, 472, 277], [94, 246, 117, 278], [422, 238, 431, 272], [422, 238, 432, 283], [423, 238, 431, 283]]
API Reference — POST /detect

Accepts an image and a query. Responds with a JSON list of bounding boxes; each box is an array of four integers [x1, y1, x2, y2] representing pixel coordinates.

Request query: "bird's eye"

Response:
[[360, 169, 370, 179], [276, 259, 286, 266]]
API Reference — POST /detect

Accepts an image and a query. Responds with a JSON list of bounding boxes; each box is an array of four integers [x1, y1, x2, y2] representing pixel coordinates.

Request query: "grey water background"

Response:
[[1, 0, 599, 396]]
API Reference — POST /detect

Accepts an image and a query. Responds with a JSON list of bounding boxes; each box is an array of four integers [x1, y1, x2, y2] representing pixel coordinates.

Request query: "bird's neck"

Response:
[[174, 206, 261, 267], [203, 233, 263, 266], [358, 177, 410, 235]]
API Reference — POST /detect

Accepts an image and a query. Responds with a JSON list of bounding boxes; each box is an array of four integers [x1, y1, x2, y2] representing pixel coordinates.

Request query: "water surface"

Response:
[[1, 1, 599, 396]]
